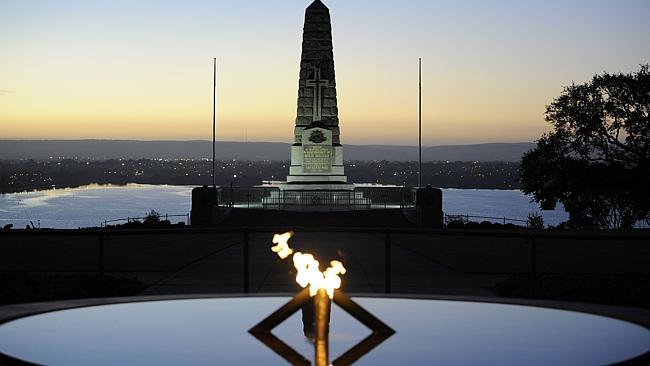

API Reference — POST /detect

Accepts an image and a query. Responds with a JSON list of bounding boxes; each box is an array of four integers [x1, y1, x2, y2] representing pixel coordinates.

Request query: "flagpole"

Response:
[[418, 58, 422, 187], [212, 58, 217, 188]]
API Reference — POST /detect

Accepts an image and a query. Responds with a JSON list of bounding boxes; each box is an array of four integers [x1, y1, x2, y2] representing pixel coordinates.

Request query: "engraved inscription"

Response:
[[303, 146, 332, 174]]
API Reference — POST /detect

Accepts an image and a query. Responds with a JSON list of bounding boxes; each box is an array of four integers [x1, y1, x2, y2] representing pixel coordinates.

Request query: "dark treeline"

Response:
[[0, 159, 520, 193]]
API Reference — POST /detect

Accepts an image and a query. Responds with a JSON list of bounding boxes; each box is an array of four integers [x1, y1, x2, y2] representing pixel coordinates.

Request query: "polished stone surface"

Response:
[[1, 297, 649, 365]]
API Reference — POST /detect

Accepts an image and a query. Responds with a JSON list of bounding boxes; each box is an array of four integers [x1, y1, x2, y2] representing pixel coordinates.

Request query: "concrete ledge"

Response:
[[1, 226, 647, 239]]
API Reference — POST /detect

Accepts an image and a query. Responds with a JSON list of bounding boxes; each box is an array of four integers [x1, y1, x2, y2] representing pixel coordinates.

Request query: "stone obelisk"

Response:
[[285, 0, 350, 189]]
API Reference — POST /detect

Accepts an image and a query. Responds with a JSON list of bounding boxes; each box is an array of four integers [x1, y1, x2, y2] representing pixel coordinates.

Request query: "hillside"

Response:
[[0, 140, 534, 162]]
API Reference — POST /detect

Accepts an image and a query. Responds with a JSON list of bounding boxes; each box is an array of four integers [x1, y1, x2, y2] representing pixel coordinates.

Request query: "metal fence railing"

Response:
[[218, 187, 281, 210], [444, 214, 529, 226], [216, 186, 417, 211], [101, 213, 190, 228], [354, 186, 417, 209]]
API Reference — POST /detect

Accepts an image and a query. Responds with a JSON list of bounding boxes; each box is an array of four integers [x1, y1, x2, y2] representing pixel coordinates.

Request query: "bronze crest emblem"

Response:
[[309, 130, 327, 144]]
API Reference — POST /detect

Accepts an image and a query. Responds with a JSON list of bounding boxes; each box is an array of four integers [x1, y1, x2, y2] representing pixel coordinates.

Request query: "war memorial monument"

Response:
[[191, 0, 442, 225], [284, 0, 350, 191]]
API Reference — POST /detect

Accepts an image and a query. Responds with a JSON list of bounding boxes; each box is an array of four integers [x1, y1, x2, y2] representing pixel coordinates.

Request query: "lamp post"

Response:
[[212, 58, 217, 188]]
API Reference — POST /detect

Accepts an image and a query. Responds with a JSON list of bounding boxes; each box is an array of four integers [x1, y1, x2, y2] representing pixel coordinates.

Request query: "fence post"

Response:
[[243, 229, 249, 293], [385, 232, 391, 294], [530, 235, 537, 298], [98, 233, 105, 276]]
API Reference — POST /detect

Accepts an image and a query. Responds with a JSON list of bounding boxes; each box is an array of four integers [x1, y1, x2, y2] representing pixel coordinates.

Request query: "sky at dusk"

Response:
[[1, 0, 649, 145]]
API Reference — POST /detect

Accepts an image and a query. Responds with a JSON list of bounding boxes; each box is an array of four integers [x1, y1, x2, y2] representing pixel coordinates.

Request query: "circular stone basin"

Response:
[[0, 297, 649, 365]]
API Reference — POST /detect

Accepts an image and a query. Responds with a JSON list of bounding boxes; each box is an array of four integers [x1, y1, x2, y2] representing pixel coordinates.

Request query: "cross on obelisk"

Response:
[[306, 68, 330, 122]]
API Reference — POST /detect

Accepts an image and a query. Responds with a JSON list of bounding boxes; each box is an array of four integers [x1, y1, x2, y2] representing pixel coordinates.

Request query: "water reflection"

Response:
[[0, 186, 571, 229], [0, 298, 648, 365], [302, 300, 317, 340], [0, 184, 193, 228]]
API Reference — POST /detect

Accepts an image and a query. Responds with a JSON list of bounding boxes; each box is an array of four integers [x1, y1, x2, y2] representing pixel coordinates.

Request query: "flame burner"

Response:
[[249, 288, 394, 366], [249, 232, 395, 365], [314, 289, 330, 366]]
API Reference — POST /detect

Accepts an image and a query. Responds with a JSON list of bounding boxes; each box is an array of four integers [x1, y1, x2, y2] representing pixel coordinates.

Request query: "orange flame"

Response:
[[271, 232, 346, 299], [272, 231, 295, 259]]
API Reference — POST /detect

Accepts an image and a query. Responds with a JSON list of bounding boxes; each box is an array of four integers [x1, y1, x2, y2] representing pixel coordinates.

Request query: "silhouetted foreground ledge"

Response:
[[215, 208, 417, 227], [1, 228, 648, 309], [0, 273, 144, 306]]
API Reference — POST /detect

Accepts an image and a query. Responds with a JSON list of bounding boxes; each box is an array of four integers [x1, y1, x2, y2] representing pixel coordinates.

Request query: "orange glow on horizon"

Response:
[[1, 1, 647, 145]]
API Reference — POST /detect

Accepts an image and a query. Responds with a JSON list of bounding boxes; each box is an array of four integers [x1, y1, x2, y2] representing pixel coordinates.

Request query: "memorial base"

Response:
[[280, 183, 354, 191]]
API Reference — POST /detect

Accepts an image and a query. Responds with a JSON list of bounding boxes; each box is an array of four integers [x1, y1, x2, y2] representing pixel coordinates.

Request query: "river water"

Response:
[[0, 184, 568, 229]]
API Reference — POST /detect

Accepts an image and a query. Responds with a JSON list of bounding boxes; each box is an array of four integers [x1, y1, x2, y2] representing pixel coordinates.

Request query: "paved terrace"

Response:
[[2, 228, 648, 299], [140, 232, 503, 296]]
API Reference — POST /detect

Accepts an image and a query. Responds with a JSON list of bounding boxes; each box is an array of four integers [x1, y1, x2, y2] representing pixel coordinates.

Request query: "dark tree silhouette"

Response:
[[521, 65, 650, 229], [526, 213, 544, 229], [143, 210, 162, 225]]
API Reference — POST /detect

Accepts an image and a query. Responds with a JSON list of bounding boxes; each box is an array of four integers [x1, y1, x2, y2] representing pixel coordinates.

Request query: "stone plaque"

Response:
[[303, 145, 332, 173]]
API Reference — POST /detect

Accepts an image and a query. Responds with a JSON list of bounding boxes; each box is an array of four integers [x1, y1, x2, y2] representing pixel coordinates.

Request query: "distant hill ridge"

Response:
[[0, 140, 534, 162]]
